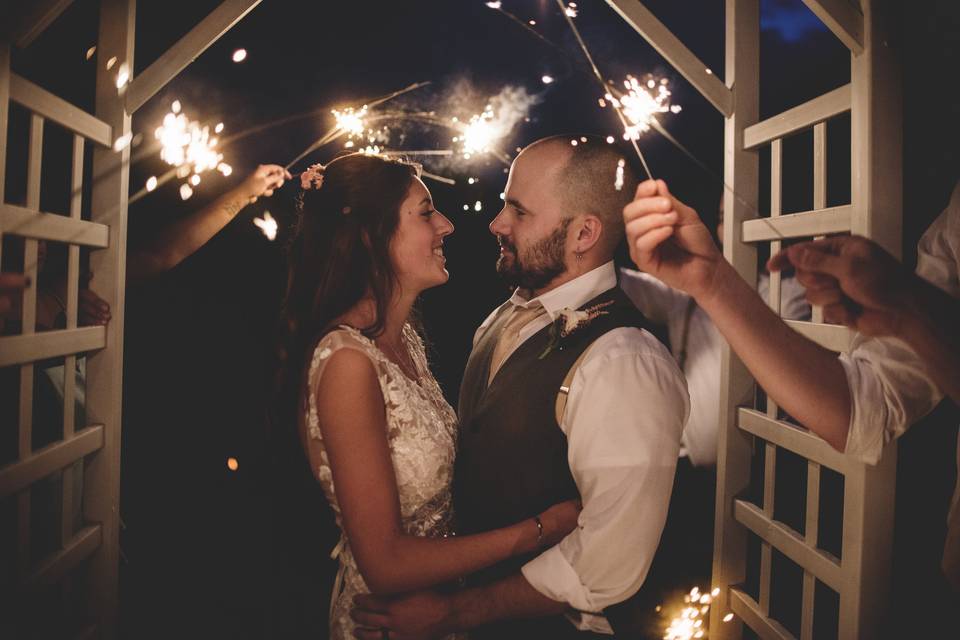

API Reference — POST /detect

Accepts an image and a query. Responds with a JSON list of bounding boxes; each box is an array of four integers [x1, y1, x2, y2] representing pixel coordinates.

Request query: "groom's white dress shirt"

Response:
[[471, 261, 690, 633]]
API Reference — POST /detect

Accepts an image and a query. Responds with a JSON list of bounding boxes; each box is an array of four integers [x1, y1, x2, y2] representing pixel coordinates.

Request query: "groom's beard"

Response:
[[496, 218, 571, 291]]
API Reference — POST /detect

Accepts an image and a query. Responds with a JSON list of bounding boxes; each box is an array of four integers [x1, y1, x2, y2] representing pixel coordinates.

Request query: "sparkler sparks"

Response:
[[254, 211, 278, 241], [614, 158, 625, 191], [658, 586, 736, 639], [153, 100, 227, 198], [609, 75, 681, 140], [232, 48, 247, 63]]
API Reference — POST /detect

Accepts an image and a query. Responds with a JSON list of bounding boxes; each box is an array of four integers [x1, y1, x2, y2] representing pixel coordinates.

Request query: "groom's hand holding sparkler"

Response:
[[623, 179, 727, 305]]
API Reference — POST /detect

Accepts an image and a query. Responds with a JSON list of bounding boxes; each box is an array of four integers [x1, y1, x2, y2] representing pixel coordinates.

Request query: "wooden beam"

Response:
[[27, 525, 101, 588], [0, 326, 106, 367], [0, 426, 104, 499], [3, 0, 75, 49], [125, 0, 262, 113], [743, 84, 850, 149], [604, 0, 733, 116], [711, 2, 759, 637], [801, 0, 864, 55], [728, 587, 796, 640], [738, 408, 850, 473], [741, 205, 852, 242], [1, 203, 110, 247], [734, 499, 843, 591], [9, 73, 112, 147], [784, 320, 854, 353]]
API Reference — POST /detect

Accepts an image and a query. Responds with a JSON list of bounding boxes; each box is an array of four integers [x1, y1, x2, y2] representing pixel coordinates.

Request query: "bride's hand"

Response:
[[538, 499, 582, 547]]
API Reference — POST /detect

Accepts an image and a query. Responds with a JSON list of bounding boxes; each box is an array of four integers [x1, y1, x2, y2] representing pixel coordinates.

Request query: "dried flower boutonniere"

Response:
[[538, 300, 615, 359]]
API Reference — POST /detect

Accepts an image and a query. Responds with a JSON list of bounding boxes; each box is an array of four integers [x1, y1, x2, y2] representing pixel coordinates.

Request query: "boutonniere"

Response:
[[538, 300, 615, 359]]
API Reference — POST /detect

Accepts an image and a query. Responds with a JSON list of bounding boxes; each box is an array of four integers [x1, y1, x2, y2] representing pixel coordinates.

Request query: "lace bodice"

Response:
[[304, 324, 459, 639]]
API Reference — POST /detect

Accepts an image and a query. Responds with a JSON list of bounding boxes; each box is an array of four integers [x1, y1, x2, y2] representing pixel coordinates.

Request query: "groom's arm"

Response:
[[520, 329, 688, 614]]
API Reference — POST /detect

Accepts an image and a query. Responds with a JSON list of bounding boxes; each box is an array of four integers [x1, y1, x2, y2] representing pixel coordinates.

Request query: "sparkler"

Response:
[[612, 76, 681, 140], [659, 586, 734, 640], [151, 100, 231, 200]]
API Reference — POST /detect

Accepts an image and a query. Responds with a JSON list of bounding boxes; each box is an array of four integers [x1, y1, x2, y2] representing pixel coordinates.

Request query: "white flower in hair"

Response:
[[300, 163, 325, 190]]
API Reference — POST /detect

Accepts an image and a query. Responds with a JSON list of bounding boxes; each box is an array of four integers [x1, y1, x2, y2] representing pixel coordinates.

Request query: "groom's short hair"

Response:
[[529, 135, 640, 256]]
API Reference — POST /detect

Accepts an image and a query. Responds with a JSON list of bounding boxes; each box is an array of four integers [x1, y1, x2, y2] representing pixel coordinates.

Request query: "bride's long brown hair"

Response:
[[273, 152, 420, 437]]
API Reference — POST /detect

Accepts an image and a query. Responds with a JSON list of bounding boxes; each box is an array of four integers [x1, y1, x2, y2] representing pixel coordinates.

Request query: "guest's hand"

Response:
[[0, 272, 28, 318], [236, 164, 292, 204], [768, 235, 914, 337], [539, 499, 582, 546], [623, 180, 724, 302], [79, 289, 111, 326], [352, 591, 453, 640]]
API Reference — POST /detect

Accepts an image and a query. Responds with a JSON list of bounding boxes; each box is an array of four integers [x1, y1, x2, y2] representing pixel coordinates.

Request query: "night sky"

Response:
[[4, 0, 960, 637]]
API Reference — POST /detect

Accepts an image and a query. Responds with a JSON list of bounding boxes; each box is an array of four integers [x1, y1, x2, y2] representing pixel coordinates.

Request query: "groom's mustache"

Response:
[[498, 236, 517, 254]]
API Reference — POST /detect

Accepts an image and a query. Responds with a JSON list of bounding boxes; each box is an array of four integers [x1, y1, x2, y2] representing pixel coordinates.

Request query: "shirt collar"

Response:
[[506, 261, 617, 320]]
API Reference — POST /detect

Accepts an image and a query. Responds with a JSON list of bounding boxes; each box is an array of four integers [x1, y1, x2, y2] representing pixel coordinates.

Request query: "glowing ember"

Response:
[[542, 75, 555, 84], [116, 63, 129, 90], [564, 5, 578, 17], [232, 48, 247, 63], [215, 122, 224, 134], [227, 457, 239, 471], [474, 200, 482, 212], [614, 158, 625, 191], [145, 176, 158, 191], [217, 163, 233, 176], [660, 585, 725, 640], [106, 56, 117, 70], [485, 1, 502, 8], [606, 136, 615, 144], [254, 211, 278, 241], [609, 75, 681, 140], [189, 174, 201, 186], [85, 46, 96, 60], [113, 133, 133, 151], [179, 184, 193, 200]]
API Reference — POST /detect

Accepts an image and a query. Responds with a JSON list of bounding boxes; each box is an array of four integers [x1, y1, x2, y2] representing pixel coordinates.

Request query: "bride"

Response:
[[274, 153, 580, 639]]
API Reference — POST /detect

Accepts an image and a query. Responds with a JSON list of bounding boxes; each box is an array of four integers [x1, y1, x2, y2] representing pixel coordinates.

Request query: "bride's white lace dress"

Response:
[[304, 324, 459, 640]]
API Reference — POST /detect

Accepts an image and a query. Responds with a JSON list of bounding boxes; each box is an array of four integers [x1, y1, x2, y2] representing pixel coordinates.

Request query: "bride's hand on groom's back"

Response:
[[539, 499, 582, 547]]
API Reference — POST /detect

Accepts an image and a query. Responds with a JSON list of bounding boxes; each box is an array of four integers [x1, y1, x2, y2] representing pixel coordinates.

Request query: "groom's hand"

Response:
[[623, 179, 724, 302], [352, 590, 453, 640]]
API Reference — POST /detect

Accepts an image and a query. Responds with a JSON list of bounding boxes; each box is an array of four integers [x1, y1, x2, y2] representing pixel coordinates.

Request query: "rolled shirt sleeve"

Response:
[[521, 327, 689, 619], [841, 187, 958, 464]]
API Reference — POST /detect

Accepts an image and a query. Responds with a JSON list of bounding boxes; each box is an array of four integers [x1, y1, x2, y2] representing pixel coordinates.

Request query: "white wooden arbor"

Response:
[[606, 0, 899, 638], [0, 1, 260, 637]]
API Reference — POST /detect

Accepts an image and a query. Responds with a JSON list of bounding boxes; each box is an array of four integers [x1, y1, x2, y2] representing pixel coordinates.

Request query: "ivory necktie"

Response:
[[488, 303, 547, 383]]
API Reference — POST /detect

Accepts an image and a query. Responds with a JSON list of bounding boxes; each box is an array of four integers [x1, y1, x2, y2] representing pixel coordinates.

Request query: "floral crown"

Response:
[[299, 163, 326, 190]]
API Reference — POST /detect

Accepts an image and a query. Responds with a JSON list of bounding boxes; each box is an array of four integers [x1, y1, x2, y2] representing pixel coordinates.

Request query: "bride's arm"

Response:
[[309, 348, 576, 595]]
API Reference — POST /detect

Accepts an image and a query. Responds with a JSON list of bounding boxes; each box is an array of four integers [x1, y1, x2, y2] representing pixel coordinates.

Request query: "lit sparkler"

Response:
[[659, 585, 735, 639], [608, 76, 681, 140], [152, 100, 229, 200]]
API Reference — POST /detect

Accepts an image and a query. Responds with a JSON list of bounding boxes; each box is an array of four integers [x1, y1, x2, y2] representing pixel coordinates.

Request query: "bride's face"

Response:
[[389, 177, 454, 294]]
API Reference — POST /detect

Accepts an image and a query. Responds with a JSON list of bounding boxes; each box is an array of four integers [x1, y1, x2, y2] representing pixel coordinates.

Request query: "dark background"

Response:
[[2, 0, 959, 637]]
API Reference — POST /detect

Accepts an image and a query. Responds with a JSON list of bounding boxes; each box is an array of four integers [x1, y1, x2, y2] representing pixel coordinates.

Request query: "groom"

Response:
[[353, 136, 689, 638]]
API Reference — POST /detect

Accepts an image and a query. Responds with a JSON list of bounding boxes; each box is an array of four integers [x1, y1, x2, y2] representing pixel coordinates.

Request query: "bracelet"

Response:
[[534, 515, 544, 546]]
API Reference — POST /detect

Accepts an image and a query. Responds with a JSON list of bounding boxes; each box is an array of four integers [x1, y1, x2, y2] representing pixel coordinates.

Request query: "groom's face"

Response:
[[490, 145, 572, 291]]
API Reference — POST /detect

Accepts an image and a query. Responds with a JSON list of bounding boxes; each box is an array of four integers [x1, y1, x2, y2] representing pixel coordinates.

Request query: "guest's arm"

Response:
[[127, 164, 290, 283], [624, 179, 853, 450], [310, 346, 579, 596], [771, 234, 960, 405]]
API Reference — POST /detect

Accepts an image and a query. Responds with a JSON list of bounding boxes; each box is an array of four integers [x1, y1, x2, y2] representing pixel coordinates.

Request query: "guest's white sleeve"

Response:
[[841, 335, 943, 464], [619, 267, 687, 324], [521, 328, 689, 612], [842, 188, 958, 464]]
